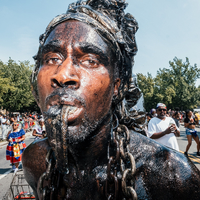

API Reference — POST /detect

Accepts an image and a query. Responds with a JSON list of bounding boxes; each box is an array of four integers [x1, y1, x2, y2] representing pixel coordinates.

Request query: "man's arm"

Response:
[[174, 129, 180, 137], [147, 119, 172, 139], [150, 127, 171, 139]]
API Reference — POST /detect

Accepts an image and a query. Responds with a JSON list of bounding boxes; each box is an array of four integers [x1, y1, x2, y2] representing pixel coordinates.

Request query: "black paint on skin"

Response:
[[22, 0, 200, 199]]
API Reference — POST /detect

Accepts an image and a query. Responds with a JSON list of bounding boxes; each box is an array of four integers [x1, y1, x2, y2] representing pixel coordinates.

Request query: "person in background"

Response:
[[146, 112, 152, 124], [6, 122, 26, 172], [1, 115, 8, 140], [32, 118, 46, 140], [24, 116, 29, 132], [147, 103, 180, 151], [10, 115, 15, 124], [16, 114, 20, 122], [194, 112, 200, 127], [150, 108, 157, 118], [184, 110, 200, 156], [173, 111, 180, 128]]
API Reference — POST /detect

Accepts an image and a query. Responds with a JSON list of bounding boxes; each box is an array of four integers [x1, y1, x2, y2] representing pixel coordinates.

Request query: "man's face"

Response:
[[156, 106, 167, 119], [36, 20, 119, 144]]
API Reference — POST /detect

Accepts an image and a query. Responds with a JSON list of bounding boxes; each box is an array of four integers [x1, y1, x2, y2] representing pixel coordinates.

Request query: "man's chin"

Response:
[[159, 115, 166, 119], [64, 124, 94, 145], [45, 114, 98, 147], [157, 114, 166, 119]]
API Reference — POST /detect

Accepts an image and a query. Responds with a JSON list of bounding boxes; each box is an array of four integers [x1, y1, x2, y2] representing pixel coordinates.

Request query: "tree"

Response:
[[0, 58, 39, 113], [0, 61, 16, 104], [137, 73, 155, 111], [137, 57, 200, 112], [164, 57, 200, 110]]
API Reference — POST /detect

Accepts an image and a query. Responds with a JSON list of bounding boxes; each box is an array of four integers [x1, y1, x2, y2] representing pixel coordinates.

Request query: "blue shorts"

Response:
[[186, 128, 198, 137]]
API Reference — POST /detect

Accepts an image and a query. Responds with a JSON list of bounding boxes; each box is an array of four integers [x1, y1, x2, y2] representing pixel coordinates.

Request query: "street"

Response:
[[0, 125, 200, 199]]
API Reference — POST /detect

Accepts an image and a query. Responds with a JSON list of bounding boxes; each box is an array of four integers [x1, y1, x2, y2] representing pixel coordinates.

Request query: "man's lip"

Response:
[[45, 93, 85, 123], [46, 95, 82, 110], [46, 103, 83, 124], [67, 106, 83, 123]]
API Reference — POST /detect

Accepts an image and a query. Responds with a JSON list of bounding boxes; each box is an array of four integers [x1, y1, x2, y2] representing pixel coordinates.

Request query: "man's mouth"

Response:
[[66, 105, 83, 123], [45, 93, 85, 124], [45, 104, 83, 124]]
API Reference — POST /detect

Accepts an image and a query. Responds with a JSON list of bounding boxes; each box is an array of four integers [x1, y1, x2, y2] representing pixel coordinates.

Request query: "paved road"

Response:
[[1, 125, 200, 199]]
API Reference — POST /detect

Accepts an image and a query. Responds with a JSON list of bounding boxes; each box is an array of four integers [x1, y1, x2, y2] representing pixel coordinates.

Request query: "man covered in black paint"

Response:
[[22, 0, 200, 199]]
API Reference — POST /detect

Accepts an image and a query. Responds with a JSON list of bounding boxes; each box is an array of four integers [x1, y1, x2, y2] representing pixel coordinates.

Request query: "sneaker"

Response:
[[14, 168, 18, 174], [197, 152, 200, 156], [184, 152, 188, 156]]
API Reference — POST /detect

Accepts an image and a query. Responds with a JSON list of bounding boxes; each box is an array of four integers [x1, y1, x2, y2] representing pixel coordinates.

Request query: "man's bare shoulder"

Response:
[[129, 131, 200, 199], [130, 130, 198, 171], [22, 138, 51, 195]]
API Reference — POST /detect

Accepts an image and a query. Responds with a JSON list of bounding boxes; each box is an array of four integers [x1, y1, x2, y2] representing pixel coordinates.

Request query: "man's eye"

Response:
[[43, 54, 63, 65], [80, 57, 99, 68], [45, 57, 62, 65]]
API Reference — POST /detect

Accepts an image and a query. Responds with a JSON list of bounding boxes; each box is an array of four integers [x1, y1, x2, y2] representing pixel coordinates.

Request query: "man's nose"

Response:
[[50, 58, 80, 89]]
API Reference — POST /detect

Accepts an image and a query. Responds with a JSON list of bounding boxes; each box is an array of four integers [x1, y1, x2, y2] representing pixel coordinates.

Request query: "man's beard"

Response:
[[158, 114, 166, 119], [44, 104, 100, 146], [43, 102, 105, 174]]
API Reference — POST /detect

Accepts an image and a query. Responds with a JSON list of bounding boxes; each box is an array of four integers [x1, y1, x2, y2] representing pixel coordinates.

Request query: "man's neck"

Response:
[[61, 114, 112, 171], [157, 116, 166, 120], [68, 123, 110, 170]]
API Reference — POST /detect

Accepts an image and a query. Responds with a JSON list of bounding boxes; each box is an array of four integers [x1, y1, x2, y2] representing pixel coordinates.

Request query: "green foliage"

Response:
[[0, 58, 39, 113], [137, 73, 156, 109], [137, 57, 200, 111]]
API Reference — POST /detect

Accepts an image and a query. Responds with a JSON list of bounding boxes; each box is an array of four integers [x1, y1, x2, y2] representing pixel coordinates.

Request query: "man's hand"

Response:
[[164, 126, 173, 134], [164, 124, 177, 134], [169, 124, 177, 133]]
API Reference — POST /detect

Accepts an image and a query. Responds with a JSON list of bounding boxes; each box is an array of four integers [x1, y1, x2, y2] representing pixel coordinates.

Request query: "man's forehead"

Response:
[[44, 20, 107, 49]]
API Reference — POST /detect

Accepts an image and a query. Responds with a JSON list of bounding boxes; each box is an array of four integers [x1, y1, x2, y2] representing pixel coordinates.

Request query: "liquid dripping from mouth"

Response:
[[55, 105, 70, 175]]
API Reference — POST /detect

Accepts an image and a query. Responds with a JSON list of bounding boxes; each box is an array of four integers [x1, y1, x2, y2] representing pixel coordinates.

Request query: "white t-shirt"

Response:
[[1, 118, 7, 127], [147, 117, 180, 151]]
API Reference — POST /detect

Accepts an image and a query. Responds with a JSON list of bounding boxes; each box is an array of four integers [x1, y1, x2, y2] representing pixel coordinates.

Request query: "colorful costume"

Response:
[[6, 129, 26, 163]]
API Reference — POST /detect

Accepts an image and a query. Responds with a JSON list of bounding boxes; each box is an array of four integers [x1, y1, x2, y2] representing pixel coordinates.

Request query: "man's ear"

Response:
[[114, 78, 121, 96]]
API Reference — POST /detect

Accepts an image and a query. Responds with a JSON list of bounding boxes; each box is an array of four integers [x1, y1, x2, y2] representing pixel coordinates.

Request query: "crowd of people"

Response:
[[0, 112, 46, 173], [2, 107, 200, 173], [146, 103, 200, 156], [0, 112, 44, 141]]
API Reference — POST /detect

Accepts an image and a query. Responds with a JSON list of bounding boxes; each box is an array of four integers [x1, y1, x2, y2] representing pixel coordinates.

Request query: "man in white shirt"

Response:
[[147, 103, 180, 151], [1, 115, 7, 140]]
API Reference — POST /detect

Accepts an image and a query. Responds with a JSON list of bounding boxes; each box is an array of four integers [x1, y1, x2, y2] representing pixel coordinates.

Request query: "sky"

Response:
[[0, 0, 200, 86]]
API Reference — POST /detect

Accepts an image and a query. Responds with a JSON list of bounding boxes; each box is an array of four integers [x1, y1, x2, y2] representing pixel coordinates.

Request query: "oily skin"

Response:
[[36, 20, 120, 160], [29, 20, 122, 199]]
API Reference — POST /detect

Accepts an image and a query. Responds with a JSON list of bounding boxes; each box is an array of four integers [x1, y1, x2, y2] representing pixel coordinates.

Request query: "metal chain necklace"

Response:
[[38, 120, 137, 200], [105, 115, 137, 200]]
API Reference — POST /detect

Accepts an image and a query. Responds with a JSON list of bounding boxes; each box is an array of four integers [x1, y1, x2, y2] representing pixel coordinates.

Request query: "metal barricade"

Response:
[[3, 169, 35, 200]]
